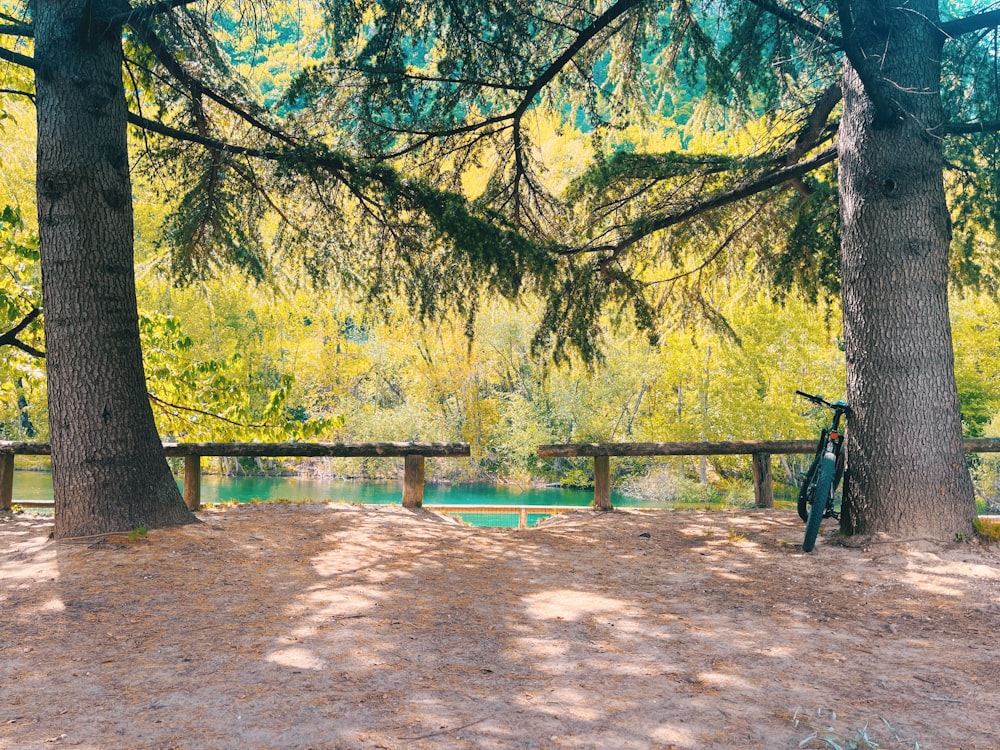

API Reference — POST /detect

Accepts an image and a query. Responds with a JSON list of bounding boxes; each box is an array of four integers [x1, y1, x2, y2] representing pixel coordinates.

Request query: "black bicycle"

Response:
[[795, 391, 850, 552]]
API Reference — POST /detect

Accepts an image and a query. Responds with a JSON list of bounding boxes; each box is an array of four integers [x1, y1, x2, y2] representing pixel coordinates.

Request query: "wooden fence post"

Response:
[[752, 452, 773, 508], [184, 455, 202, 511], [593, 454, 612, 511], [0, 453, 13, 511], [519, 507, 528, 529], [403, 454, 424, 508]]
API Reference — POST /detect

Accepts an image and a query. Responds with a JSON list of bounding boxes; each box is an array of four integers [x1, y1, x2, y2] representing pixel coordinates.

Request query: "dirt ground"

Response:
[[1, 503, 998, 750]]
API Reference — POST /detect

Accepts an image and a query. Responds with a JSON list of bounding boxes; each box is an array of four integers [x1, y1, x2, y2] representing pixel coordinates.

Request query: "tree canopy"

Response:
[[4, 1, 998, 357]]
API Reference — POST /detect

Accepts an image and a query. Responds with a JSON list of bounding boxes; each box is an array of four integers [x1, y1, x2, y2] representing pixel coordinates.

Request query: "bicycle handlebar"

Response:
[[795, 390, 850, 412]]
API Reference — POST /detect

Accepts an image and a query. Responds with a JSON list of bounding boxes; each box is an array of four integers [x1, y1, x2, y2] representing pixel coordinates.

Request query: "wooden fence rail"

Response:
[[0, 441, 470, 512], [7, 437, 1000, 516], [538, 438, 1000, 510]]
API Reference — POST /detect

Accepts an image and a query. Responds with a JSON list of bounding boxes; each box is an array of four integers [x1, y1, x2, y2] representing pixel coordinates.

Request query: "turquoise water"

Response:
[[9, 470, 640, 527]]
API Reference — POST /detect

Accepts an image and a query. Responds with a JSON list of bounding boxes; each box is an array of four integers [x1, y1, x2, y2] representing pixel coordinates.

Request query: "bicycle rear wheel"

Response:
[[802, 453, 835, 552]]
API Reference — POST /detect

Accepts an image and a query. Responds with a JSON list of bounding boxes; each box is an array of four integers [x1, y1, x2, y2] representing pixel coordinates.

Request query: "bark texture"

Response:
[[838, 0, 976, 538], [34, 0, 195, 537]]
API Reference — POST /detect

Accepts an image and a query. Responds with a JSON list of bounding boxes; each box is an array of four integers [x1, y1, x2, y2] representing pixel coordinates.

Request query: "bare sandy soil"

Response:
[[1, 503, 999, 750]]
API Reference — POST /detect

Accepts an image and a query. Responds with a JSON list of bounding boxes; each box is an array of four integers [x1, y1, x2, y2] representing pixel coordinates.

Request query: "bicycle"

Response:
[[795, 390, 850, 552]]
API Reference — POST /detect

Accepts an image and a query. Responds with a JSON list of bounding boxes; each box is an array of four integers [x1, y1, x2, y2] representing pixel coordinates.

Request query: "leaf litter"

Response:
[[2, 503, 998, 749]]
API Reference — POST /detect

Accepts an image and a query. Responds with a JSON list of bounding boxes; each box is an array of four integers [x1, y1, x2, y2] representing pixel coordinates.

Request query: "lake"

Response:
[[8, 471, 653, 528]]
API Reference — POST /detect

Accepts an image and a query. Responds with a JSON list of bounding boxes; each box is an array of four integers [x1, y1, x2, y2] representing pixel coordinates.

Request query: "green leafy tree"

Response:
[[139, 308, 332, 442], [0, 206, 45, 439], [951, 296, 1000, 438], [0, 67, 45, 441]]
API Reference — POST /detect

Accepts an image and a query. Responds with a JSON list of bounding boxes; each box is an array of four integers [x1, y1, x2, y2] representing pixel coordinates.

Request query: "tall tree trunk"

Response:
[[838, 0, 976, 539], [34, 1, 196, 537]]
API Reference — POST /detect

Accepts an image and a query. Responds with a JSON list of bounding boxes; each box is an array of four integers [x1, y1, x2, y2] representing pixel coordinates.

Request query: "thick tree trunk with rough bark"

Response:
[[838, 0, 976, 540], [34, 1, 196, 538]]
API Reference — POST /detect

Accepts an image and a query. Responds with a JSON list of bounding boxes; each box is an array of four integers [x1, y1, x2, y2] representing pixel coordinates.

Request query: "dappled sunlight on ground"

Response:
[[521, 589, 632, 621], [266, 644, 327, 670], [895, 551, 1000, 599], [2, 504, 1000, 748], [0, 517, 57, 584]]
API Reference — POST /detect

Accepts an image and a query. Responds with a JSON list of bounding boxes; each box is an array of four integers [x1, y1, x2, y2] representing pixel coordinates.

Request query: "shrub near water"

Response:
[[618, 464, 761, 509], [973, 517, 1000, 543]]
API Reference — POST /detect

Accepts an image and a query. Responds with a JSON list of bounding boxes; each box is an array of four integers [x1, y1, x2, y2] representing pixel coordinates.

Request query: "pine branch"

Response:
[[374, 115, 514, 158], [360, 68, 531, 92], [512, 0, 645, 124], [82, 0, 198, 45], [565, 146, 838, 256], [128, 19, 297, 148], [788, 85, 842, 163], [744, 0, 842, 46], [836, 0, 901, 127], [127, 110, 274, 159], [509, 0, 645, 193], [939, 9, 1000, 39], [102, 0, 198, 28], [126, 109, 363, 200], [944, 119, 1000, 135]]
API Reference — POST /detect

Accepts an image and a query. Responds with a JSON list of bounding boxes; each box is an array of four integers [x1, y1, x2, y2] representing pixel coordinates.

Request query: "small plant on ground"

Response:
[[204, 500, 239, 508], [792, 708, 921, 749], [128, 526, 148, 541]]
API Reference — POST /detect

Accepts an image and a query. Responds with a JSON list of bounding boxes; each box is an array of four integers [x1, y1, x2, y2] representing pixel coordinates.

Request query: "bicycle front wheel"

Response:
[[802, 453, 835, 552]]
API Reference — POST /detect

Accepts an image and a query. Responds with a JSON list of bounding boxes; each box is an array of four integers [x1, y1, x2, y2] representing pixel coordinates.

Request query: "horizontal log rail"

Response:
[[0, 441, 470, 512], [538, 438, 1000, 510], [538, 440, 816, 458], [0, 441, 470, 458], [6, 437, 1000, 517]]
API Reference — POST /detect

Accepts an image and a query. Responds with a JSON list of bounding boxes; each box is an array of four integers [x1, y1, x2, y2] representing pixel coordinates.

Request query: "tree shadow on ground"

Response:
[[1, 504, 998, 749]]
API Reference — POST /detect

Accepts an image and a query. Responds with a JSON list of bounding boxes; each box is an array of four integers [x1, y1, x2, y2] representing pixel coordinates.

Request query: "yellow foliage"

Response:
[[973, 518, 1000, 543]]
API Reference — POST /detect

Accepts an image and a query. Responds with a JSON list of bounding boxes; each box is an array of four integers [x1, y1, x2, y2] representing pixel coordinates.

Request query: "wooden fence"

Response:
[[0, 441, 470, 512], [538, 438, 1000, 510], [5, 437, 1000, 516]]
